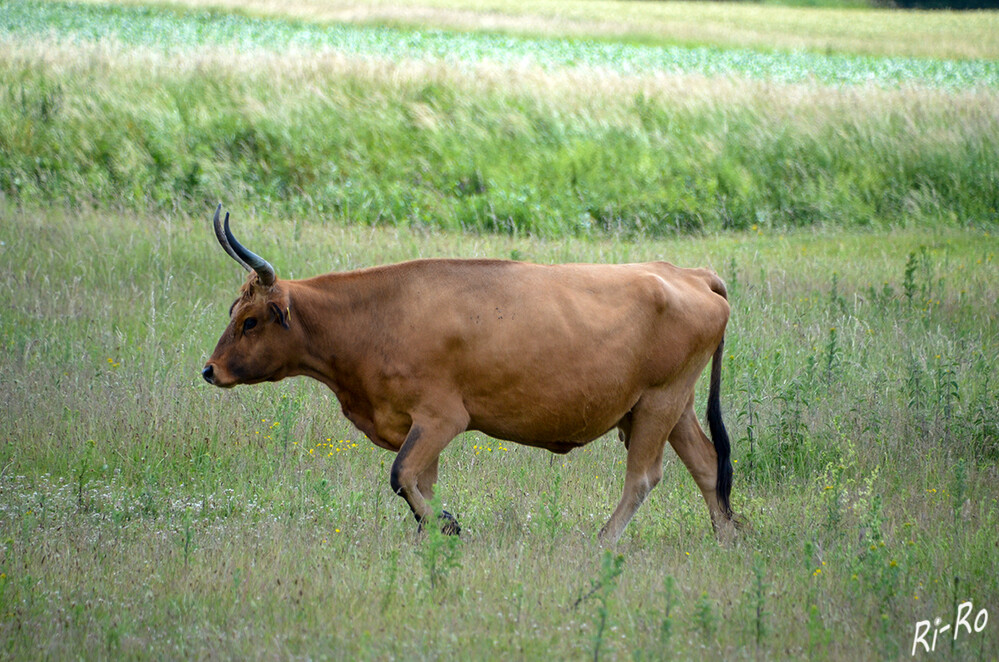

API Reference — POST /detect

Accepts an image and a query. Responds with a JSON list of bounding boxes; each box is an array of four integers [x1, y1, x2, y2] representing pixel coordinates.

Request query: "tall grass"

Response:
[[1, 205, 997, 659], [3, 38, 998, 237]]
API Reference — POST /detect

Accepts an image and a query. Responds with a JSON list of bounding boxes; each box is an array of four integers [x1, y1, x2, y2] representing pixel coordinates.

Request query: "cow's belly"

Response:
[[463, 376, 641, 446]]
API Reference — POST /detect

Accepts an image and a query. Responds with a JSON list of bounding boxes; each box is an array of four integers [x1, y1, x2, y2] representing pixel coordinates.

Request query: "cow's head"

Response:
[[202, 205, 297, 388]]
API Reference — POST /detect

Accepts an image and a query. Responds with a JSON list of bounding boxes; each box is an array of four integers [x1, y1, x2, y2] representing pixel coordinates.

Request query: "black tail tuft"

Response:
[[707, 337, 733, 518]]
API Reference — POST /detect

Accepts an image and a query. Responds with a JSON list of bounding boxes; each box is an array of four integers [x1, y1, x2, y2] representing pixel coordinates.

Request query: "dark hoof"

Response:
[[440, 510, 461, 536]]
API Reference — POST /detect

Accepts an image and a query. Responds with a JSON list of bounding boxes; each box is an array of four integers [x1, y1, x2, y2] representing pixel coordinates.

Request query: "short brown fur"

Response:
[[204, 212, 738, 542]]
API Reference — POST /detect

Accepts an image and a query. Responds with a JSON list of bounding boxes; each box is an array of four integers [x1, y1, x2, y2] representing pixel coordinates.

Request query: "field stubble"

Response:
[[1, 206, 997, 659]]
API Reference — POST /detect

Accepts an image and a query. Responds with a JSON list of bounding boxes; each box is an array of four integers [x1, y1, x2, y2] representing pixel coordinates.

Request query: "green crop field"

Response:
[[1, 1, 998, 660], [69, 0, 999, 60]]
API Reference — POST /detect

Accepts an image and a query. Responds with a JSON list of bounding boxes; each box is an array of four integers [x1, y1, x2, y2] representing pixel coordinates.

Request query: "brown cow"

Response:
[[202, 206, 739, 542]]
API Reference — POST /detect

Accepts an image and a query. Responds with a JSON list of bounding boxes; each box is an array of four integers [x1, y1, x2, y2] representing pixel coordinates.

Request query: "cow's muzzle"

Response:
[[202, 364, 216, 385]]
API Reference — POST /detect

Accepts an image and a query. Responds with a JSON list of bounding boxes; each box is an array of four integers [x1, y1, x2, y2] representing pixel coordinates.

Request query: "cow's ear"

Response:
[[268, 302, 290, 329]]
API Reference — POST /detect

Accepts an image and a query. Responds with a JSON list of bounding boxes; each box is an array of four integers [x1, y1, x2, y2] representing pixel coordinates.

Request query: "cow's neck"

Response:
[[284, 274, 392, 445], [284, 274, 374, 391]]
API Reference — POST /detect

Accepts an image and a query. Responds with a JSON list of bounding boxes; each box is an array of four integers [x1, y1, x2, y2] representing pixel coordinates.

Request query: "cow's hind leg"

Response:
[[668, 398, 737, 541], [598, 396, 678, 544], [390, 412, 466, 535]]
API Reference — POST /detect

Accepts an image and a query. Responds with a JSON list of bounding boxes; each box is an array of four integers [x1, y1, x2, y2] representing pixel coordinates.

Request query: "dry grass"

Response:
[[80, 0, 999, 60]]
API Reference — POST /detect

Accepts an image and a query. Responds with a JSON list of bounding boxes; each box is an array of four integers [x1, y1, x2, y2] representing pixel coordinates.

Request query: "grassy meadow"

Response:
[[2, 1, 999, 660]]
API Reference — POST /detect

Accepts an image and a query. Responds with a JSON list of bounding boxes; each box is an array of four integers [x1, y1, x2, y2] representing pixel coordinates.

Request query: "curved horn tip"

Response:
[[222, 210, 276, 286]]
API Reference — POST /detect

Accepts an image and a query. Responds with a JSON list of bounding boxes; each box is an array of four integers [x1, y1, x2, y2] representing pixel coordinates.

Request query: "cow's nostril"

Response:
[[202, 365, 215, 384]]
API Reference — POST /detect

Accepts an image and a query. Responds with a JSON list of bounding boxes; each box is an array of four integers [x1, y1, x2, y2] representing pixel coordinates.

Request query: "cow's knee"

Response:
[[389, 455, 409, 496], [390, 423, 424, 494]]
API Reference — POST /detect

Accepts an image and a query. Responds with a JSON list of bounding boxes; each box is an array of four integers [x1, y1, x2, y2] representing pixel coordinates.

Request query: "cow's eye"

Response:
[[243, 317, 258, 333]]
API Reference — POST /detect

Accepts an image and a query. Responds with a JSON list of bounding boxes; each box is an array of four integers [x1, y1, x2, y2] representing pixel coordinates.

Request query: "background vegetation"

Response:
[[1, 1, 997, 659], [3, 2, 998, 237], [68, 0, 999, 59]]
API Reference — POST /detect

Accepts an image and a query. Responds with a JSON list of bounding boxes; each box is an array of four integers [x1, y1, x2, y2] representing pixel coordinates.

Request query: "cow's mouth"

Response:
[[201, 363, 237, 388], [202, 363, 279, 388]]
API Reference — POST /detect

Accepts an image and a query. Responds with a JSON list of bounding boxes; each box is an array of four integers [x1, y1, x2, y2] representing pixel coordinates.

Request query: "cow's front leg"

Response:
[[415, 457, 460, 535], [389, 412, 466, 535]]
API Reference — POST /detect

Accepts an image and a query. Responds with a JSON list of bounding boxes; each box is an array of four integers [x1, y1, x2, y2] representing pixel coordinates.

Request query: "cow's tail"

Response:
[[706, 274, 733, 519], [708, 337, 733, 519]]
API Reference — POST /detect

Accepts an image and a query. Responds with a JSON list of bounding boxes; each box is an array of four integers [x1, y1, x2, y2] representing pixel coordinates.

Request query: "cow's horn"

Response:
[[213, 205, 276, 287], [213, 204, 251, 271]]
